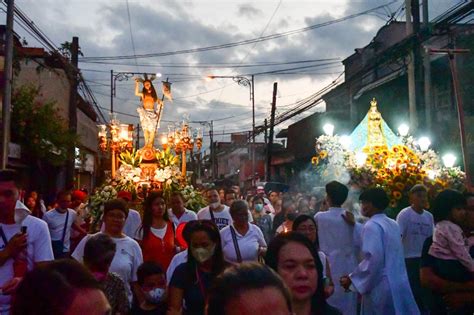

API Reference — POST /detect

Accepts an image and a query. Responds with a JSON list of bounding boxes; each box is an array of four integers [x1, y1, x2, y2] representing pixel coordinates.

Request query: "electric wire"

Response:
[[79, 1, 398, 61]]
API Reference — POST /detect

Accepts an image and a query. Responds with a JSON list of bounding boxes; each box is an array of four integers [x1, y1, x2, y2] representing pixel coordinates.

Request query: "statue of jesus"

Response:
[[135, 76, 163, 150]]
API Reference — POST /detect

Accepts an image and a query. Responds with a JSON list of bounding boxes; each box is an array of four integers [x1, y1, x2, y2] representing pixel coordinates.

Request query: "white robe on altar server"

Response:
[[315, 207, 362, 315], [350, 213, 420, 315]]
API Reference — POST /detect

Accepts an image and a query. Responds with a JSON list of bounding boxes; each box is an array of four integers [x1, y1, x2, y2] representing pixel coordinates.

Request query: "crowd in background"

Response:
[[0, 168, 473, 314]]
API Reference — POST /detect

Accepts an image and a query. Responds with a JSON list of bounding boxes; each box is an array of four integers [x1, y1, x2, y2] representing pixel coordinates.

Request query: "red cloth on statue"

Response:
[[141, 222, 175, 270]]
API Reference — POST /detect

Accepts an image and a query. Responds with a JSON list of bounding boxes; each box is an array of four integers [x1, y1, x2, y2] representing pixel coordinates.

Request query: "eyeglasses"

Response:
[[296, 226, 316, 232]]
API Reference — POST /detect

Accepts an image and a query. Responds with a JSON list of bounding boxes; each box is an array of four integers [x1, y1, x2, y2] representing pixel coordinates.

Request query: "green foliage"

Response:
[[156, 147, 180, 168], [119, 149, 142, 167], [11, 85, 77, 166]]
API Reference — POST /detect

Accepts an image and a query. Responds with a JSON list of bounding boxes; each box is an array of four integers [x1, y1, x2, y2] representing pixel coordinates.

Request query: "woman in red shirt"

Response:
[[136, 192, 176, 270]]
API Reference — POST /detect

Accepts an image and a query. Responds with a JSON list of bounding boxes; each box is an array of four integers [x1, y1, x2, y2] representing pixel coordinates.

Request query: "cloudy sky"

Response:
[[9, 0, 462, 147]]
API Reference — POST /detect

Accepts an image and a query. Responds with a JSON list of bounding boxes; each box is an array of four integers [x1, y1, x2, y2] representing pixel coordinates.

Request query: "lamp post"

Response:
[[162, 121, 203, 178], [207, 75, 256, 185], [98, 114, 134, 178]]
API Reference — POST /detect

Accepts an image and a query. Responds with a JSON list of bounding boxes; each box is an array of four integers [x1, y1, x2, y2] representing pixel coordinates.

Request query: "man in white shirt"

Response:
[[197, 189, 232, 230], [314, 181, 360, 315], [396, 184, 434, 313], [168, 191, 197, 228], [341, 187, 419, 315], [0, 170, 54, 314], [43, 191, 87, 259], [117, 191, 142, 238]]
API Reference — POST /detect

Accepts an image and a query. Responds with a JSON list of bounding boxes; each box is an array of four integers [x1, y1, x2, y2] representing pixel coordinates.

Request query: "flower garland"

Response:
[[312, 135, 466, 214]]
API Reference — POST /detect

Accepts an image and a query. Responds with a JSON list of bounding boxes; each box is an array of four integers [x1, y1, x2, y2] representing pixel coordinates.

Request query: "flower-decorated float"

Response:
[[90, 75, 206, 230], [312, 98, 465, 217]]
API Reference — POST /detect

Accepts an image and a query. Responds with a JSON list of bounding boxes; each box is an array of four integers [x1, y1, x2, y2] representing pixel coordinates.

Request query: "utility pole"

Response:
[[412, 0, 424, 126], [264, 119, 268, 181], [209, 120, 215, 181], [65, 36, 79, 187], [422, 0, 432, 130], [110, 70, 114, 114], [1, 0, 14, 169], [429, 48, 471, 188], [267, 82, 277, 182], [251, 75, 256, 187], [405, 0, 418, 130]]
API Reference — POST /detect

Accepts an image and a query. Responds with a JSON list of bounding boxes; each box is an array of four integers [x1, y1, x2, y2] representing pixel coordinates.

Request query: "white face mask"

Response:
[[209, 202, 220, 209], [191, 244, 216, 263], [145, 287, 166, 304]]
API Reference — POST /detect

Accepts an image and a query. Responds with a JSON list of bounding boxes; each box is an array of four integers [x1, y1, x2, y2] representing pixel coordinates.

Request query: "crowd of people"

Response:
[[0, 168, 473, 314]]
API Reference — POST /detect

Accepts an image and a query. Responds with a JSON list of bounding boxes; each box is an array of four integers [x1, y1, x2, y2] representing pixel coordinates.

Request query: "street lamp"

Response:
[[398, 124, 410, 137], [97, 114, 134, 178], [323, 123, 334, 136], [442, 153, 456, 168], [418, 137, 431, 152], [162, 121, 203, 178], [207, 74, 256, 185]]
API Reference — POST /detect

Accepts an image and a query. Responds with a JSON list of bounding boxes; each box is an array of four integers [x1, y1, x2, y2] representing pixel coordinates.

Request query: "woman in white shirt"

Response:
[[72, 198, 143, 305], [292, 214, 335, 299], [220, 200, 267, 264]]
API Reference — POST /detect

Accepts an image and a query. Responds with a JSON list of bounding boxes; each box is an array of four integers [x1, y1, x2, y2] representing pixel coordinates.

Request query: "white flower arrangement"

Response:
[[181, 185, 206, 212]]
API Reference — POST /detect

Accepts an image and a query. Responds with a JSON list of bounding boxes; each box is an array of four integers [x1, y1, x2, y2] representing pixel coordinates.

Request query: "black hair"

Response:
[[56, 190, 72, 200], [229, 200, 248, 217], [292, 214, 319, 249], [432, 189, 467, 223], [170, 191, 185, 201], [103, 198, 129, 218], [140, 192, 169, 239], [207, 262, 292, 315], [184, 220, 225, 284], [137, 261, 164, 285], [252, 195, 264, 204], [265, 232, 330, 315], [325, 181, 349, 207], [359, 187, 389, 210], [12, 259, 100, 315], [0, 169, 20, 186], [84, 234, 116, 268], [141, 80, 158, 102], [409, 184, 427, 194], [225, 190, 236, 197]]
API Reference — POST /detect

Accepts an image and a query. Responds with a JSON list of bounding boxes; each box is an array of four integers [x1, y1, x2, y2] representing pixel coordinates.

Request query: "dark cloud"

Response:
[[16, 0, 464, 143], [237, 3, 263, 19]]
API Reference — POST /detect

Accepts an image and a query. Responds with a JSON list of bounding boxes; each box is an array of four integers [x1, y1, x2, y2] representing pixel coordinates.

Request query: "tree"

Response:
[[11, 85, 77, 166]]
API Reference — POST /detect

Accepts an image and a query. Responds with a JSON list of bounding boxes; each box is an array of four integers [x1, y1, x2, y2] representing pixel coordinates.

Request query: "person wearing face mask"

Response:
[[133, 262, 167, 315], [83, 233, 129, 315], [168, 220, 226, 315], [251, 196, 273, 244], [197, 189, 232, 230]]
